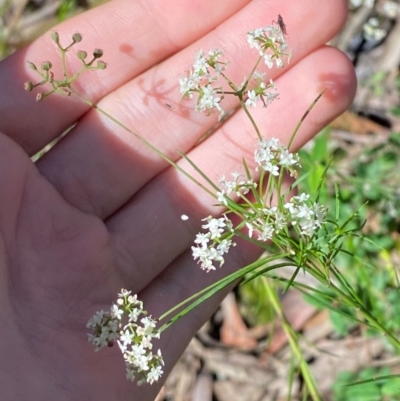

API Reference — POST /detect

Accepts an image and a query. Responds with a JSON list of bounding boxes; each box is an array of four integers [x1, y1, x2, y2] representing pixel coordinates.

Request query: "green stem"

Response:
[[287, 90, 326, 149], [157, 253, 291, 331], [264, 278, 321, 401], [240, 100, 262, 141]]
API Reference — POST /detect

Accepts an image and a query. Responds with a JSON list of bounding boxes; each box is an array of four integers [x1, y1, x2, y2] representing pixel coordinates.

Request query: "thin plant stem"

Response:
[[71, 90, 217, 199]]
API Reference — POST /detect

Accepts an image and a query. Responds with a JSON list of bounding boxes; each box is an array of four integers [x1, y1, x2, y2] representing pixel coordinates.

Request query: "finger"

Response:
[[37, 0, 349, 219], [107, 46, 357, 291], [0, 0, 250, 154]]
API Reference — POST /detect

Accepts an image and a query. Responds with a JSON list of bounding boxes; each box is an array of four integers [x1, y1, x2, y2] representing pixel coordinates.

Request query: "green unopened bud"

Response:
[[96, 60, 107, 70], [24, 81, 34, 91], [36, 93, 43, 102], [72, 33, 82, 43], [41, 61, 52, 71], [27, 61, 37, 71], [76, 50, 87, 61], [51, 32, 59, 44], [93, 48, 103, 59]]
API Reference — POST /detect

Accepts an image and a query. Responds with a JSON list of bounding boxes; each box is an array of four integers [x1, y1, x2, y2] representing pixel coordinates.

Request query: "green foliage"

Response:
[[390, 78, 400, 117], [329, 309, 356, 336], [238, 276, 276, 325], [241, 127, 400, 398], [57, 0, 79, 21], [0, 1, 11, 59], [333, 367, 400, 401], [298, 129, 400, 337]]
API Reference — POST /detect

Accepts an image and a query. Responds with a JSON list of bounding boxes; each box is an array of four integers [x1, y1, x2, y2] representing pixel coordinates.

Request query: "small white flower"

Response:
[[217, 239, 234, 255], [246, 222, 254, 238], [284, 201, 295, 214], [201, 216, 226, 239], [258, 222, 275, 241], [120, 329, 133, 346], [313, 202, 326, 225], [179, 75, 199, 98], [110, 304, 124, 320], [147, 365, 164, 384], [262, 53, 274, 68], [279, 149, 299, 168], [262, 90, 279, 107], [86, 310, 106, 329], [193, 50, 209, 76], [217, 190, 228, 206], [119, 289, 132, 297], [266, 162, 280, 176], [107, 319, 119, 334], [253, 70, 266, 81], [275, 57, 284, 68], [127, 294, 142, 307], [296, 204, 313, 219], [245, 90, 259, 107], [137, 316, 157, 337], [196, 84, 223, 115], [128, 307, 142, 323], [194, 232, 210, 248], [126, 365, 136, 381], [294, 193, 310, 203]]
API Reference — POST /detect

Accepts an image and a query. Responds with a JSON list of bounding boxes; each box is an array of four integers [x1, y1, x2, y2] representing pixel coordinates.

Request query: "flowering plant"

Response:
[[23, 15, 400, 400], [87, 289, 164, 385]]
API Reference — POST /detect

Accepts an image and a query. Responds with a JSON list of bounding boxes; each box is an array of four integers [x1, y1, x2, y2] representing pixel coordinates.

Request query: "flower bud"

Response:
[[24, 81, 34, 91], [72, 33, 82, 43], [41, 61, 52, 71], [36, 93, 43, 102], [76, 50, 87, 61], [93, 48, 103, 59], [51, 32, 59, 44], [27, 61, 37, 71], [96, 60, 107, 70]]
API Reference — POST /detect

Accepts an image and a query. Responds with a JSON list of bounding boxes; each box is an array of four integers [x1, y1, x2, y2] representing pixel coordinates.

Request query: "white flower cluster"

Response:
[[253, 139, 325, 237], [284, 193, 326, 237], [246, 206, 287, 241], [179, 24, 291, 118], [179, 48, 228, 119], [245, 192, 326, 241], [254, 137, 300, 177], [87, 289, 164, 385], [244, 71, 279, 109], [217, 172, 257, 206], [192, 138, 327, 271], [247, 24, 291, 69], [192, 215, 236, 272]]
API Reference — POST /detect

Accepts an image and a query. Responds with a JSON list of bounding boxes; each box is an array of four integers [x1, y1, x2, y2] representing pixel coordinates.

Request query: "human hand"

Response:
[[0, 0, 356, 400]]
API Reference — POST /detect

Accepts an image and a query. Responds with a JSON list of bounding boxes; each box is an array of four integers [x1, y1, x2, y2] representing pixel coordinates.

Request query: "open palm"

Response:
[[0, 1, 356, 400]]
